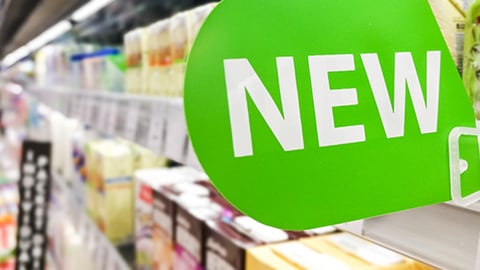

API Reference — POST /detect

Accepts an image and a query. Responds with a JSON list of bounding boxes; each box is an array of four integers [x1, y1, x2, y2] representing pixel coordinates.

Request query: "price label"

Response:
[[78, 214, 89, 241], [106, 99, 119, 136], [95, 97, 106, 131], [71, 94, 79, 119], [104, 252, 115, 270], [124, 100, 140, 141], [87, 223, 97, 254], [135, 100, 153, 147], [164, 99, 188, 163], [88, 97, 99, 128], [61, 93, 68, 115], [65, 95, 73, 118], [147, 99, 167, 156], [57, 93, 64, 114], [49, 92, 56, 111], [184, 139, 204, 172], [114, 99, 129, 136], [96, 242, 108, 270], [81, 96, 91, 123]]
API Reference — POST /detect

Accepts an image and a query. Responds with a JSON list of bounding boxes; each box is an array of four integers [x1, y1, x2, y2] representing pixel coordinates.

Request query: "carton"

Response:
[[85, 140, 135, 244], [300, 233, 434, 270], [151, 189, 176, 270], [428, 0, 465, 71], [173, 203, 207, 270], [204, 220, 257, 270]]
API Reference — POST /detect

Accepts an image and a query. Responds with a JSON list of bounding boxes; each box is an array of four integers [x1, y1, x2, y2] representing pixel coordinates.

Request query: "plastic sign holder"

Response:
[[449, 127, 480, 206]]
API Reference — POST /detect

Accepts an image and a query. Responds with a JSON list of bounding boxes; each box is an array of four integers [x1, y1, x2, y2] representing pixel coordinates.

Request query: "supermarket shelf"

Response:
[[51, 174, 131, 270], [26, 86, 202, 171], [340, 203, 480, 270]]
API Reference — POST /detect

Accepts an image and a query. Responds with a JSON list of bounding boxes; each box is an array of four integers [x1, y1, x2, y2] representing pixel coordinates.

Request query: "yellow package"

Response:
[[428, 0, 465, 70], [300, 233, 434, 270], [96, 141, 135, 243]]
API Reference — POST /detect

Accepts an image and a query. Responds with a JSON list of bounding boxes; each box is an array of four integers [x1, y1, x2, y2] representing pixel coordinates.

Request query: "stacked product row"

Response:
[[32, 2, 216, 96], [72, 137, 167, 244], [124, 3, 216, 96], [34, 44, 125, 92], [31, 0, 466, 98], [46, 108, 436, 270], [134, 167, 434, 270]]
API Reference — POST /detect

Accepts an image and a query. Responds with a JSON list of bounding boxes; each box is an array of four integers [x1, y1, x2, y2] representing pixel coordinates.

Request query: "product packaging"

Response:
[[125, 29, 145, 94], [246, 241, 343, 270], [171, 181, 220, 270], [151, 188, 176, 270], [135, 169, 178, 270], [135, 167, 207, 270], [463, 0, 480, 115], [428, 0, 465, 72], [86, 140, 135, 244], [299, 233, 434, 270], [187, 3, 217, 51], [170, 12, 190, 97], [150, 20, 172, 96]]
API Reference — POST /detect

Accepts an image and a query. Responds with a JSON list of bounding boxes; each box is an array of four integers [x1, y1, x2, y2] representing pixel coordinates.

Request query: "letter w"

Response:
[[361, 51, 440, 138]]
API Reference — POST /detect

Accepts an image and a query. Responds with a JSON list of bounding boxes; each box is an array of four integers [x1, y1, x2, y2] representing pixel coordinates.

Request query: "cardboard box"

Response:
[[151, 188, 176, 270], [85, 140, 135, 244], [204, 220, 257, 270], [173, 200, 215, 270], [135, 172, 156, 270], [300, 233, 434, 270], [246, 242, 303, 270]]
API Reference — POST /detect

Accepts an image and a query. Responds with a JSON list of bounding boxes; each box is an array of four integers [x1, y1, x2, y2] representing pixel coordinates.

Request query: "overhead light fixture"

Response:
[[6, 83, 23, 95], [1, 46, 30, 68], [27, 20, 72, 51], [71, 0, 115, 22]]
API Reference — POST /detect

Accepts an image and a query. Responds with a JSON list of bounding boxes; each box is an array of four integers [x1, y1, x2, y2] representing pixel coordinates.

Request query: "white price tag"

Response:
[[104, 252, 115, 270], [84, 221, 95, 254], [75, 95, 83, 121], [82, 97, 93, 124], [106, 99, 119, 136], [89, 97, 101, 129], [50, 92, 58, 111], [184, 139, 204, 172], [60, 93, 67, 115], [71, 94, 79, 119], [124, 100, 140, 141], [58, 93, 65, 114], [164, 99, 188, 163], [65, 95, 73, 118], [87, 97, 99, 127], [96, 242, 109, 270], [135, 100, 153, 147], [95, 97, 106, 130], [115, 99, 129, 136], [78, 214, 88, 240], [147, 99, 168, 156]]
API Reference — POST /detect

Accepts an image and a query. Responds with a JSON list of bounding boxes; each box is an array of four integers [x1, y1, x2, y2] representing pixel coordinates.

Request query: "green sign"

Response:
[[184, 0, 480, 229]]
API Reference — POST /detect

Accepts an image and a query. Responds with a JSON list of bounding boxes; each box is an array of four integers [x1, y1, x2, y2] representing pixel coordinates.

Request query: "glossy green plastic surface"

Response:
[[184, 0, 480, 229]]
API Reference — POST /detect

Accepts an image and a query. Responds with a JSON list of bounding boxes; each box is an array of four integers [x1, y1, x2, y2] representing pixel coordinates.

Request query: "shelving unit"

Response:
[[27, 85, 201, 171], [28, 83, 480, 269], [49, 173, 131, 270]]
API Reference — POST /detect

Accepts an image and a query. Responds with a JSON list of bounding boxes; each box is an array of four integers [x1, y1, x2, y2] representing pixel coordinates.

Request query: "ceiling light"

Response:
[[27, 20, 72, 52], [2, 46, 30, 68], [6, 83, 23, 95], [71, 0, 115, 22]]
